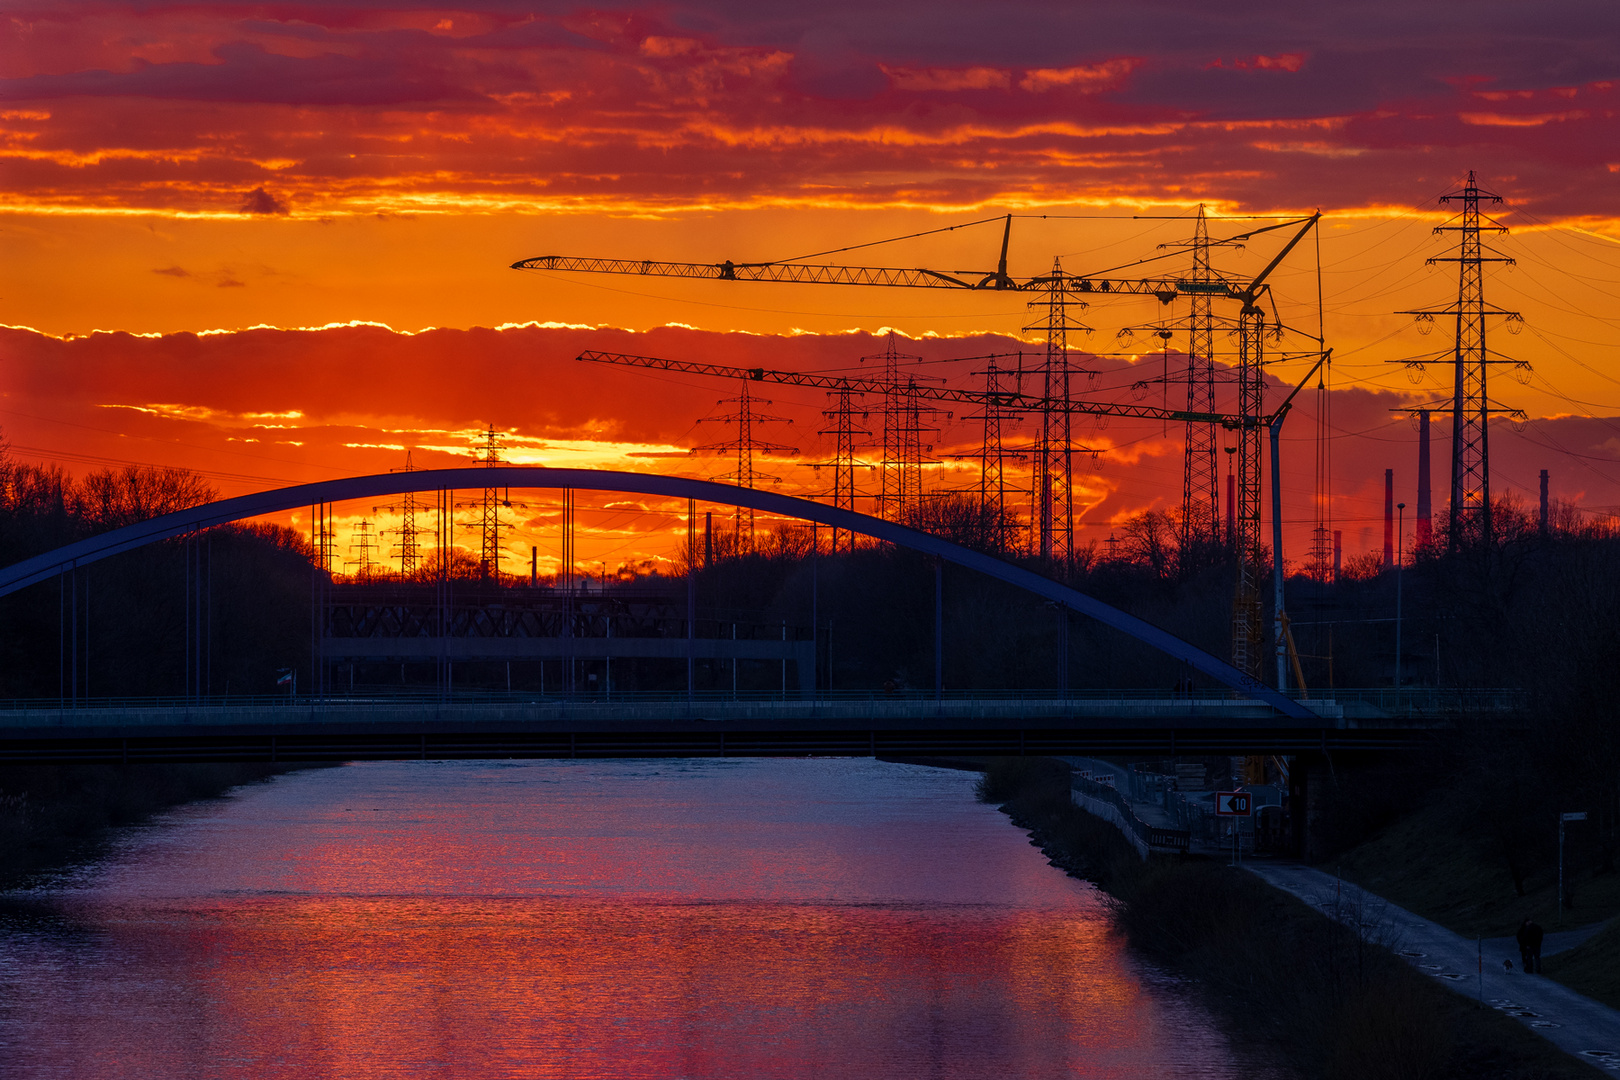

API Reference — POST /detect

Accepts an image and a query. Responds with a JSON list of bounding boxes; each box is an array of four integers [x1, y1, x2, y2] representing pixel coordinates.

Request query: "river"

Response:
[[0, 759, 1284, 1078]]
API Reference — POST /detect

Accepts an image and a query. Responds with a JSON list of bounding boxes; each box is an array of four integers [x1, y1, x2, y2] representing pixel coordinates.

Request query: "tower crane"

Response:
[[576, 349, 1237, 426], [516, 211, 1324, 683]]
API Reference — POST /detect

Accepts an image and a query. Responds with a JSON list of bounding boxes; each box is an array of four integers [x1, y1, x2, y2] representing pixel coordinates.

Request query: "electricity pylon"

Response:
[[818, 387, 870, 553], [1397, 171, 1524, 549], [1026, 260, 1092, 568], [862, 332, 946, 525], [693, 380, 797, 550], [475, 426, 508, 579]]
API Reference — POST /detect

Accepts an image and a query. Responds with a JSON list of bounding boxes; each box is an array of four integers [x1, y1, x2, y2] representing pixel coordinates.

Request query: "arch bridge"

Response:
[[0, 468, 1454, 764]]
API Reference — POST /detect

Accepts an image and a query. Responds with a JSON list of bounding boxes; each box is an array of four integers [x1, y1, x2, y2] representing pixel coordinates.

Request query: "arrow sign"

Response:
[[1215, 791, 1252, 816]]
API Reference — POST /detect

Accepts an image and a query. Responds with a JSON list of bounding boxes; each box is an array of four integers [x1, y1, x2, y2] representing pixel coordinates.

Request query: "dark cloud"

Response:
[[788, 31, 888, 100], [239, 188, 288, 215], [0, 42, 481, 106], [152, 265, 191, 278], [2, 3, 1617, 222]]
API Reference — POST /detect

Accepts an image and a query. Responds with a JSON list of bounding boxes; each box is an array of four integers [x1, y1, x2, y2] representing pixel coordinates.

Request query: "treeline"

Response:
[[0, 456, 315, 698], [612, 489, 1620, 701]]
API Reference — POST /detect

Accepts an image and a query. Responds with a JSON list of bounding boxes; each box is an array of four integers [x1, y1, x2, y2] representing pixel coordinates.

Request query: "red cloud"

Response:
[[0, 6, 1614, 222], [1, 322, 1615, 563]]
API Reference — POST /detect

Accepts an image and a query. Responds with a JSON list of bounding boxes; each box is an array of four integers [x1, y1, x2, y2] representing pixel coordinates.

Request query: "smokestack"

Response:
[[1383, 469, 1395, 569], [1333, 530, 1342, 582], [1416, 410, 1432, 547], [1225, 473, 1236, 545], [530, 545, 538, 587], [1540, 469, 1550, 536]]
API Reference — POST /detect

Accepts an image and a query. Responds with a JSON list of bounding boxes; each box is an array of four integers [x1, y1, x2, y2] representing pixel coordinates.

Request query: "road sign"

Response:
[[1215, 791, 1252, 816], [1563, 812, 1588, 822]]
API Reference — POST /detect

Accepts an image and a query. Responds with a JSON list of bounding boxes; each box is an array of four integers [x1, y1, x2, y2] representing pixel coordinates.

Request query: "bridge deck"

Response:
[[0, 692, 1480, 762]]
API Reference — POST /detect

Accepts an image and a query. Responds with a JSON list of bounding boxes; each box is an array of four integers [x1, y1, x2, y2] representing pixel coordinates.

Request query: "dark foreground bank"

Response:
[[977, 757, 1603, 1080], [0, 762, 318, 887]]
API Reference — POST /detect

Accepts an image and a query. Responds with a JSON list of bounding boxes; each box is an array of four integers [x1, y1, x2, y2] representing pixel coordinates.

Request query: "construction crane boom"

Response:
[[516, 254, 1204, 299], [577, 350, 1238, 427]]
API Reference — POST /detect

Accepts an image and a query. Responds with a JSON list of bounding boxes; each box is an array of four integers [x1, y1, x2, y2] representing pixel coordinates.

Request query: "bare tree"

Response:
[[75, 466, 216, 533]]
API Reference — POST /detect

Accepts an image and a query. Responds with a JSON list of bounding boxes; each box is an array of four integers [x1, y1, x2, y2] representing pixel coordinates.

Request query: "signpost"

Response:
[[1216, 791, 1252, 866], [1560, 811, 1587, 916]]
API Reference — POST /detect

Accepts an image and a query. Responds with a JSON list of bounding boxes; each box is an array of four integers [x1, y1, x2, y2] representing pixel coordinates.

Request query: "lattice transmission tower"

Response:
[[1027, 260, 1092, 569], [862, 332, 945, 525], [1138, 206, 1233, 550], [1181, 209, 1222, 544], [473, 426, 510, 579], [1398, 171, 1523, 549], [818, 387, 870, 553], [346, 519, 378, 582], [693, 380, 797, 550], [375, 450, 423, 579], [969, 352, 1025, 555]]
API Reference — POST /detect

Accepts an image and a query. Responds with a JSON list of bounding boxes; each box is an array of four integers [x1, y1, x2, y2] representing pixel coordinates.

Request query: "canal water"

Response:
[[0, 759, 1283, 1078]]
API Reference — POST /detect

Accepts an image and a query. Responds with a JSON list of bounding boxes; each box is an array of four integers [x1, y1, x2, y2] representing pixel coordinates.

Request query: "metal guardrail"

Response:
[[1070, 772, 1191, 854], [0, 687, 1526, 714]]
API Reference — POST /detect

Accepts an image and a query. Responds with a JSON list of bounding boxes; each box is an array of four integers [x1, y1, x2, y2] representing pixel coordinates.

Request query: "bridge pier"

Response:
[[1288, 752, 1338, 863]]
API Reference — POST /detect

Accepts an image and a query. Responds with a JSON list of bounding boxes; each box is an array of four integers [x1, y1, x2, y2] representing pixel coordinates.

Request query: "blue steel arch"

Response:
[[0, 467, 1312, 719]]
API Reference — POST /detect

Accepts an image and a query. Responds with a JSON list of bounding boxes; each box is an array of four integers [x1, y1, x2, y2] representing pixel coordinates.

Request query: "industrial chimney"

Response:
[[1540, 469, 1550, 536], [1416, 410, 1432, 547], [1383, 469, 1395, 569]]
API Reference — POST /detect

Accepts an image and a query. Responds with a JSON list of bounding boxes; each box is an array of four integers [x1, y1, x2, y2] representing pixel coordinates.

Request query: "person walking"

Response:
[[1516, 918, 1545, 974]]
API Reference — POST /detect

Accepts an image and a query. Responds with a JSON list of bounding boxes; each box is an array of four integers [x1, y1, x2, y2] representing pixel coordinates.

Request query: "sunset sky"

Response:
[[2, 2, 1618, 576]]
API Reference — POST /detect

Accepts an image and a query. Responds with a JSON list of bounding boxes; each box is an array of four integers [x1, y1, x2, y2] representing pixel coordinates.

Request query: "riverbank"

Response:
[[0, 762, 319, 887], [1318, 761, 1620, 1012], [976, 757, 1603, 1080]]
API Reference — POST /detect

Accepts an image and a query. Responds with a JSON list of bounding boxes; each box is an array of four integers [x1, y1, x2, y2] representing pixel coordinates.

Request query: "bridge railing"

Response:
[[0, 688, 1281, 710], [1293, 688, 1528, 718], [0, 686, 1526, 716]]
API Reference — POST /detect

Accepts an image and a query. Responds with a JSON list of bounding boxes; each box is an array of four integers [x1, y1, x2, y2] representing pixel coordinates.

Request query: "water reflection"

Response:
[[0, 759, 1281, 1079]]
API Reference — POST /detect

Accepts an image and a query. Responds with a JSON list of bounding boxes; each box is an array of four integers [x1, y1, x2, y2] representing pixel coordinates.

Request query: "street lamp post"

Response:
[[1395, 502, 1406, 692]]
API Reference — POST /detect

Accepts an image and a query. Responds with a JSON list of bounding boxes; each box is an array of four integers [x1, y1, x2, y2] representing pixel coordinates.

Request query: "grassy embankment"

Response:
[[979, 757, 1602, 1080], [0, 762, 312, 887], [1321, 763, 1620, 1010]]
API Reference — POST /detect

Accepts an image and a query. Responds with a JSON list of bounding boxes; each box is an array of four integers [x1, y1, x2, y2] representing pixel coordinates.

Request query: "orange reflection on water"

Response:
[[2, 760, 1276, 1079]]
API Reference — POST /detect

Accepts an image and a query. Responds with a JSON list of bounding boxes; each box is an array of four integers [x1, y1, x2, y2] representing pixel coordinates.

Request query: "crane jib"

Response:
[[575, 351, 1253, 428], [514, 255, 1192, 297]]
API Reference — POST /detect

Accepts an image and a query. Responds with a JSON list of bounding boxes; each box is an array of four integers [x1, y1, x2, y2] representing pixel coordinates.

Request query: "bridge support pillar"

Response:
[[1288, 753, 1334, 862]]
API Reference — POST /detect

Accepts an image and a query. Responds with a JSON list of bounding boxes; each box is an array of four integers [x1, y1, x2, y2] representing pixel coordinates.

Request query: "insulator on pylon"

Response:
[[1506, 313, 1525, 335], [1415, 313, 1434, 336], [1514, 361, 1533, 385], [1405, 363, 1426, 385]]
